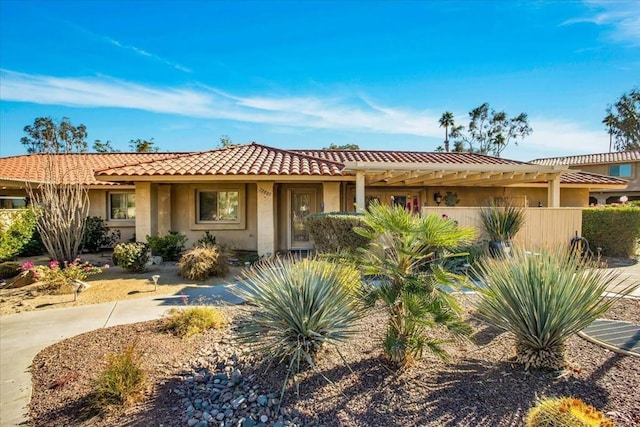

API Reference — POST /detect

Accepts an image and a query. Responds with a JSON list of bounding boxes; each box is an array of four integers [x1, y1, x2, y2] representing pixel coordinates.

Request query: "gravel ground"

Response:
[[29, 296, 640, 427]]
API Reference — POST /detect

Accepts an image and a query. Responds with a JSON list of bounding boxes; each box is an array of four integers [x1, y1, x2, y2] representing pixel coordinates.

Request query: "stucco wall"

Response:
[[171, 183, 258, 251], [572, 161, 640, 192]]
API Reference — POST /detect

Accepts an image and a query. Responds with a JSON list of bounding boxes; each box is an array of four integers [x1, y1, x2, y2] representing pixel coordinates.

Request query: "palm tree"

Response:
[[353, 202, 476, 365], [602, 113, 616, 153], [439, 112, 455, 152]]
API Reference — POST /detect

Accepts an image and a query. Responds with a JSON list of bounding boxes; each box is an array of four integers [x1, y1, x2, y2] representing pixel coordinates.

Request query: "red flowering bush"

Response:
[[21, 258, 108, 293]]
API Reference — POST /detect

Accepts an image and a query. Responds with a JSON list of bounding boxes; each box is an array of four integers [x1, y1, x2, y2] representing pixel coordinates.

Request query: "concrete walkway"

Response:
[[0, 262, 638, 426], [0, 284, 244, 427]]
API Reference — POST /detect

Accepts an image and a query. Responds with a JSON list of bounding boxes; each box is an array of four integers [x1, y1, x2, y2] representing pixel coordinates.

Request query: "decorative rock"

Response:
[[257, 395, 268, 406], [187, 418, 199, 427], [231, 396, 246, 409], [216, 412, 225, 421], [260, 414, 269, 423]]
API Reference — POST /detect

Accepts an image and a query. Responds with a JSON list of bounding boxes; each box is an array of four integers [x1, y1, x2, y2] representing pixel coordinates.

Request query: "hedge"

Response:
[[582, 206, 640, 258], [303, 212, 371, 254]]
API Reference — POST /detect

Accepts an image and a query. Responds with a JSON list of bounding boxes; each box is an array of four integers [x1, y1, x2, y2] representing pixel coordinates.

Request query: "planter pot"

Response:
[[488, 240, 511, 258]]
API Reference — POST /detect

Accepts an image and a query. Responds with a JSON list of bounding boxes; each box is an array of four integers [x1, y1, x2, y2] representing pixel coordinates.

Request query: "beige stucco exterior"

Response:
[[569, 160, 639, 204]]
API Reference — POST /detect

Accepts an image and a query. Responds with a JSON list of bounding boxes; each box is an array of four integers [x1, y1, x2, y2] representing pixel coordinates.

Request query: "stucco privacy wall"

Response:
[[170, 183, 258, 250]]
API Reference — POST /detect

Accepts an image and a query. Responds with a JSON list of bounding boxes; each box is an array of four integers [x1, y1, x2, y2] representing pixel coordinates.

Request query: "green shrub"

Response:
[[353, 202, 476, 365], [178, 245, 229, 280], [112, 242, 149, 273], [0, 262, 21, 279], [17, 227, 45, 257], [197, 231, 217, 246], [233, 257, 364, 392], [0, 208, 37, 262], [146, 231, 187, 261], [582, 206, 640, 257], [303, 212, 371, 253], [164, 307, 227, 337], [82, 216, 121, 253], [475, 247, 637, 370], [93, 342, 146, 409], [525, 396, 613, 427]]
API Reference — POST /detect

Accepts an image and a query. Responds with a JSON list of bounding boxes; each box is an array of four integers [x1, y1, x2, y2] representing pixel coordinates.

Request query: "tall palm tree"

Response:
[[602, 113, 616, 153], [439, 112, 455, 152]]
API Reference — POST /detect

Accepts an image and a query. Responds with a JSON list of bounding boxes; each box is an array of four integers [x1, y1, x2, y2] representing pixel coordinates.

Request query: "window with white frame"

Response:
[[608, 164, 632, 178], [109, 193, 135, 220], [197, 190, 239, 223]]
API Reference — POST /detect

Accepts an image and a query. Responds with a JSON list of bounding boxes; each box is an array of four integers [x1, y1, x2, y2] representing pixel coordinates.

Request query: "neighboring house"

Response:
[[532, 151, 640, 205], [1, 143, 627, 255]]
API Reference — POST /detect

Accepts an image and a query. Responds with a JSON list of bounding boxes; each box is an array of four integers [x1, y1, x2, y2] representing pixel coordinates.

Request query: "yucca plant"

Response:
[[353, 202, 476, 365], [475, 247, 637, 370], [232, 256, 364, 395], [479, 199, 525, 243]]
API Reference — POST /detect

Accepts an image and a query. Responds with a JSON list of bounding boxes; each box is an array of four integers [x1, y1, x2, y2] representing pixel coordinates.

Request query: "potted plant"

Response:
[[479, 200, 525, 257]]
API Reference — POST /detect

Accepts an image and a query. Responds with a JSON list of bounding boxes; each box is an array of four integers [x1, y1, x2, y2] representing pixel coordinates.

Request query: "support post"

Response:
[[355, 171, 365, 212], [547, 177, 561, 208], [256, 181, 275, 256], [135, 182, 153, 242]]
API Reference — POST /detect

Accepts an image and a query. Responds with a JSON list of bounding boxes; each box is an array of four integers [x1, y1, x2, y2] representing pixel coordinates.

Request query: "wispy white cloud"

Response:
[[0, 70, 441, 137], [562, 1, 640, 46], [104, 36, 190, 72], [0, 69, 608, 158]]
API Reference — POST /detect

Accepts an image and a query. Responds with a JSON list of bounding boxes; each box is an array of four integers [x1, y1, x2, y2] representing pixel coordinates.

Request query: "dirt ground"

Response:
[[0, 253, 245, 316]]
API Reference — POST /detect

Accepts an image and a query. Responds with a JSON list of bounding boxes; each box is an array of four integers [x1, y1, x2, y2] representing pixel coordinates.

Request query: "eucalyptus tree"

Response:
[[604, 88, 639, 151]]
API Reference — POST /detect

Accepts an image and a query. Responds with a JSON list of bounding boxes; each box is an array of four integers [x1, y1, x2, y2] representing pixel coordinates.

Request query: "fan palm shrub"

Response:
[[475, 247, 637, 370], [232, 256, 364, 393], [353, 202, 476, 366]]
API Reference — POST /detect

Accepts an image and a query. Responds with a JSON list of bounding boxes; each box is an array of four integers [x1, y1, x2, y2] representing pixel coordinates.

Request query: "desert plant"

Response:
[[479, 199, 526, 242], [233, 256, 364, 393], [146, 231, 187, 261], [303, 212, 372, 253], [0, 208, 37, 262], [21, 259, 107, 293], [0, 262, 21, 280], [352, 202, 476, 365], [82, 216, 121, 253], [475, 247, 637, 370], [164, 307, 227, 337], [93, 342, 146, 409], [525, 396, 613, 427], [582, 206, 640, 258], [112, 242, 149, 273], [25, 153, 89, 263], [197, 231, 217, 247], [178, 244, 229, 280]]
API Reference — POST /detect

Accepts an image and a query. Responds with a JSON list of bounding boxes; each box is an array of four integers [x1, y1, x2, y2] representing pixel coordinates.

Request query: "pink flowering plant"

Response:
[[21, 258, 108, 292]]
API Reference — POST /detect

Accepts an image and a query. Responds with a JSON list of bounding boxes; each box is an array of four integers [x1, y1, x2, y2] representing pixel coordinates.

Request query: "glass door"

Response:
[[289, 188, 317, 249]]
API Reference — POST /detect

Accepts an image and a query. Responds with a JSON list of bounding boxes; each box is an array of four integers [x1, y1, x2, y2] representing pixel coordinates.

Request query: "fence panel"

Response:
[[421, 207, 582, 250]]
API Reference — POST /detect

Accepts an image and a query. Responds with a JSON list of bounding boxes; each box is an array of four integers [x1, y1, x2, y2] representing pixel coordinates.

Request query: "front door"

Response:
[[289, 188, 317, 249]]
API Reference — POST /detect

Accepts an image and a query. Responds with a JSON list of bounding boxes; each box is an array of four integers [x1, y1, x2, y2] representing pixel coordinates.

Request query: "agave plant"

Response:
[[475, 247, 637, 370], [232, 256, 364, 394], [353, 202, 476, 365]]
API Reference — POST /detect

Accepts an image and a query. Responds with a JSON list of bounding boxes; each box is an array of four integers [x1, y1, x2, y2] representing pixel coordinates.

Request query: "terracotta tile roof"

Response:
[[531, 151, 640, 166], [295, 149, 526, 165], [559, 171, 628, 185], [96, 143, 345, 177], [0, 153, 178, 186]]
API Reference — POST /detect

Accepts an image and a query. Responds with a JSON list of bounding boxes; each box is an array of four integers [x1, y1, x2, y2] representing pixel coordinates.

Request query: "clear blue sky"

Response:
[[1, 0, 638, 160]]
